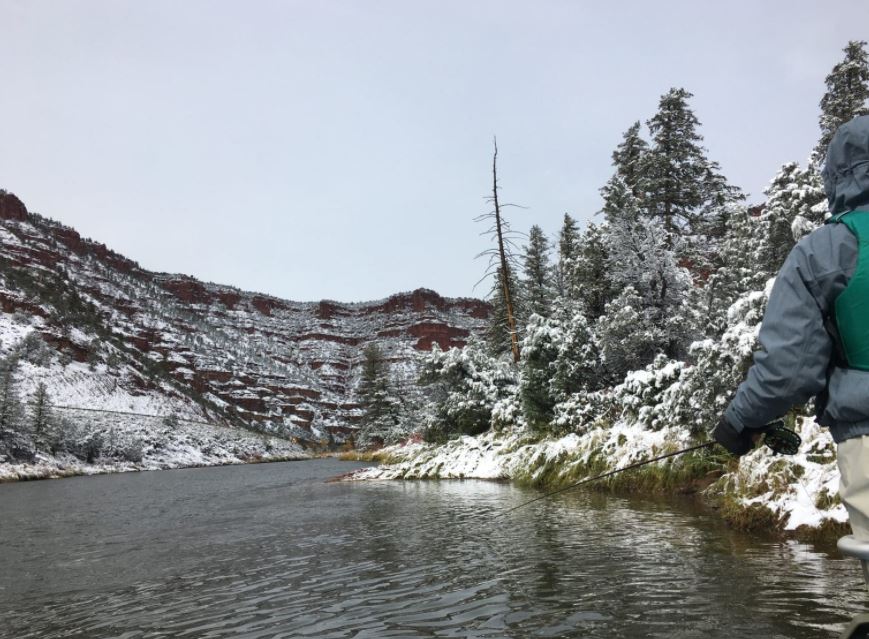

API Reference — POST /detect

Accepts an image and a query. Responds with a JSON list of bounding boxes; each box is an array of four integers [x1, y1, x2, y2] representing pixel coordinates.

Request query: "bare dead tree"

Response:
[[474, 138, 523, 363]]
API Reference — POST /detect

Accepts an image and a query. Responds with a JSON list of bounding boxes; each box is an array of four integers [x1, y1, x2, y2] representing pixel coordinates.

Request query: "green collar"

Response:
[[827, 209, 869, 224]]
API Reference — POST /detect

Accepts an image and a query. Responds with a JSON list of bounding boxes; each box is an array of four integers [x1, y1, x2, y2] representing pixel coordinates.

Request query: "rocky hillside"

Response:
[[0, 190, 490, 441]]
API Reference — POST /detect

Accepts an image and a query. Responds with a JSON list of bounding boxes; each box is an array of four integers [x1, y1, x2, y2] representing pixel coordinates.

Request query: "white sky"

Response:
[[2, 0, 867, 302]]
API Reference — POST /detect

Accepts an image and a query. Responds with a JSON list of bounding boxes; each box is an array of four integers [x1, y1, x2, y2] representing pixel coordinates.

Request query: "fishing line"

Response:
[[495, 421, 800, 518], [452, 422, 802, 625]]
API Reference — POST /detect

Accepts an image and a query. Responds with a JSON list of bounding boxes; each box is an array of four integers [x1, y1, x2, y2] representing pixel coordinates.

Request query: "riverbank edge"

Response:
[[0, 451, 312, 483], [539, 456, 852, 546], [344, 424, 850, 546]]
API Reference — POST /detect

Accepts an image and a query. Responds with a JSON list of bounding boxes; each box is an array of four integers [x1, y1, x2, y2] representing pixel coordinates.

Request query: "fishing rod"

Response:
[[496, 420, 801, 518]]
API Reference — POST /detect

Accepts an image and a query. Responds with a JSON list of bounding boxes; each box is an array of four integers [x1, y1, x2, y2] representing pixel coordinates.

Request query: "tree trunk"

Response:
[[492, 140, 521, 364]]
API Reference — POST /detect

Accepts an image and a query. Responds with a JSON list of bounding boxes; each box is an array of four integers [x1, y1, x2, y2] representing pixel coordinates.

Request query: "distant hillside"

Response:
[[0, 189, 490, 442]]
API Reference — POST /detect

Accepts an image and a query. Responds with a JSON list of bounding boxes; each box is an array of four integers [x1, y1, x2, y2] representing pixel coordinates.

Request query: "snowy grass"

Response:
[[708, 417, 847, 533], [351, 418, 698, 483], [351, 415, 847, 535]]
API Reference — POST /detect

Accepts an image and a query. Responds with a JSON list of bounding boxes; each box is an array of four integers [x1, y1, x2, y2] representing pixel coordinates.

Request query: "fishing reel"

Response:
[[761, 419, 802, 456]]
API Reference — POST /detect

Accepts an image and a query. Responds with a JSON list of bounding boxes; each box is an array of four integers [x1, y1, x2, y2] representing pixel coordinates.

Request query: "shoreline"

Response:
[[0, 451, 311, 484], [4, 432, 850, 546], [343, 420, 851, 545]]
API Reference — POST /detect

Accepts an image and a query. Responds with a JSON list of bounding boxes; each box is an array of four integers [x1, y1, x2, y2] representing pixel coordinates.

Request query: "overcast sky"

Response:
[[2, 1, 867, 302]]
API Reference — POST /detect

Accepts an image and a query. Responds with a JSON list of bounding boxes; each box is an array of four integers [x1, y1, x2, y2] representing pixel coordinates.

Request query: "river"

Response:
[[0, 459, 866, 638]]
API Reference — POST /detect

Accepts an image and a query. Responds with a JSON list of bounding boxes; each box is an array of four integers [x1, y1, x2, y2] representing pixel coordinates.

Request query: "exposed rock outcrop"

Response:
[[0, 191, 27, 222], [0, 190, 491, 439]]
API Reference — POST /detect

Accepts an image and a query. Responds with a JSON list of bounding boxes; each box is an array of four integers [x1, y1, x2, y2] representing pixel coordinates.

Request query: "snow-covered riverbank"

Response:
[[0, 417, 308, 482], [351, 416, 846, 533]]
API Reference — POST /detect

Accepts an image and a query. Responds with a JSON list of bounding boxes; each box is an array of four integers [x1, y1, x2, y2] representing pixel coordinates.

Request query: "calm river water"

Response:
[[0, 459, 867, 638]]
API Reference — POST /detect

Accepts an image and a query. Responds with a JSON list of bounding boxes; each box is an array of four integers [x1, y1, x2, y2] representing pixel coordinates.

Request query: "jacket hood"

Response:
[[823, 114, 869, 214]]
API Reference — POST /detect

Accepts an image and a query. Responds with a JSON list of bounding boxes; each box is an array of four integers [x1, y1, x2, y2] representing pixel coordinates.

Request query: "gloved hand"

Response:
[[712, 417, 756, 457]]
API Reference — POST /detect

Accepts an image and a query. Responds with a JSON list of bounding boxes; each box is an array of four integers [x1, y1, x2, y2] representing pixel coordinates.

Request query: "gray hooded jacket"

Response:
[[725, 115, 869, 443]]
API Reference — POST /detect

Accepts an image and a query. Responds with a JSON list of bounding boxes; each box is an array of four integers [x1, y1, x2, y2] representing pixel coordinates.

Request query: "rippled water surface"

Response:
[[1, 459, 867, 638]]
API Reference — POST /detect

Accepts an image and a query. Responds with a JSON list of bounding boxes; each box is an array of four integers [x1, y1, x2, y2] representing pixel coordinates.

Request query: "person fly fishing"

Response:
[[502, 116, 869, 521], [713, 114, 869, 542]]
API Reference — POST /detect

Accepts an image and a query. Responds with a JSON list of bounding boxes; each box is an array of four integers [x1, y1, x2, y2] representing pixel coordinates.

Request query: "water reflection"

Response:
[[0, 459, 865, 638]]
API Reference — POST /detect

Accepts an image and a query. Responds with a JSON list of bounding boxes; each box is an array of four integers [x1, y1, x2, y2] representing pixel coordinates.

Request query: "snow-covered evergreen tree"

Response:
[[0, 357, 31, 461], [30, 382, 56, 452], [699, 163, 825, 339], [0, 357, 23, 434], [418, 342, 515, 442], [522, 225, 555, 319], [549, 302, 599, 400], [612, 121, 648, 195], [697, 204, 764, 333], [605, 213, 691, 356], [754, 162, 827, 274], [600, 121, 649, 213], [555, 213, 580, 297], [519, 313, 561, 431], [600, 174, 638, 223], [594, 287, 664, 384], [815, 40, 869, 163], [640, 88, 742, 242], [642, 87, 707, 234], [357, 344, 401, 448], [669, 286, 770, 434], [519, 304, 599, 433], [566, 223, 615, 321]]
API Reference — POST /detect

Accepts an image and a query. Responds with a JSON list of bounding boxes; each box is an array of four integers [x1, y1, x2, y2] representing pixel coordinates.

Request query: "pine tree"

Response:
[[605, 214, 691, 357], [611, 121, 648, 198], [518, 308, 597, 433], [357, 344, 399, 448], [699, 205, 765, 334], [815, 40, 869, 163], [0, 357, 22, 433], [642, 88, 706, 235], [519, 314, 560, 431], [600, 174, 639, 223], [696, 165, 744, 242], [0, 356, 30, 461], [555, 213, 580, 297], [30, 382, 55, 451], [755, 162, 826, 274], [550, 303, 599, 398], [640, 88, 742, 240], [522, 225, 554, 319], [594, 287, 664, 383], [418, 341, 515, 442], [598, 121, 647, 226], [566, 223, 616, 321]]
